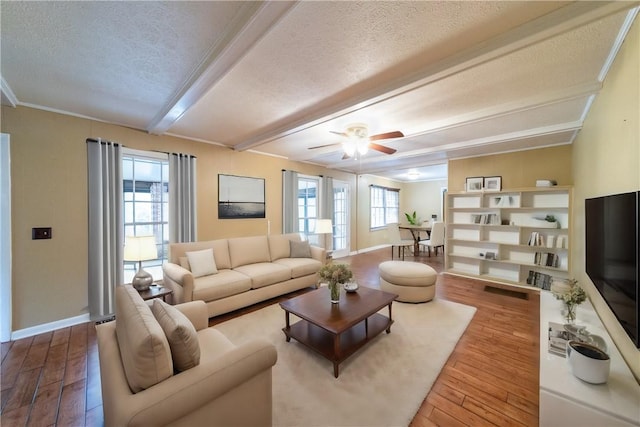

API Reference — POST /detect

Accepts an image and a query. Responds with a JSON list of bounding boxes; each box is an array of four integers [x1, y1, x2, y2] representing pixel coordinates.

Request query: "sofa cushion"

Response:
[[115, 285, 173, 393], [151, 299, 200, 372], [192, 270, 253, 302], [169, 239, 231, 270], [186, 248, 218, 277], [268, 233, 300, 261], [228, 236, 270, 268], [274, 258, 323, 278], [289, 240, 312, 258], [234, 262, 292, 289]]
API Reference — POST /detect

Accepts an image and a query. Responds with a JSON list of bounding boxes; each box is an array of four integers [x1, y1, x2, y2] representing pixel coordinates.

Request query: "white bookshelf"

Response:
[[445, 187, 572, 290]]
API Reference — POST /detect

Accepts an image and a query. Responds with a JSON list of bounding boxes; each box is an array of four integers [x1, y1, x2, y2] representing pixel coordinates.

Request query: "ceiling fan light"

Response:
[[357, 139, 369, 155], [343, 141, 356, 156]]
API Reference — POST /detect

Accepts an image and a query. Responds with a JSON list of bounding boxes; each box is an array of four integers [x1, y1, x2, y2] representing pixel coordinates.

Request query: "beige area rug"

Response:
[[215, 296, 476, 427]]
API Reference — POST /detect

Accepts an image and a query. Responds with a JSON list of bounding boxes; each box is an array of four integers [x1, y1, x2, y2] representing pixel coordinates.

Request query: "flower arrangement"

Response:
[[318, 263, 353, 286], [551, 278, 586, 323], [318, 263, 353, 303]]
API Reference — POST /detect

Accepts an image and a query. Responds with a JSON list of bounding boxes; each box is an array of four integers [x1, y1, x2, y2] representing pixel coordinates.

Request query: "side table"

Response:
[[137, 285, 173, 303]]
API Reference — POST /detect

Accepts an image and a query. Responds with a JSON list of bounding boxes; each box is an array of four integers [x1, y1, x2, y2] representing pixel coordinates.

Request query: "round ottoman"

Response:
[[379, 261, 437, 303]]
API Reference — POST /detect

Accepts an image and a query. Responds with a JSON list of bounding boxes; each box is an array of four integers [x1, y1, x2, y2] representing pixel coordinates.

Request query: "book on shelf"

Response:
[[534, 252, 559, 268], [470, 213, 501, 225], [527, 270, 553, 290], [548, 321, 569, 357], [528, 231, 544, 246]]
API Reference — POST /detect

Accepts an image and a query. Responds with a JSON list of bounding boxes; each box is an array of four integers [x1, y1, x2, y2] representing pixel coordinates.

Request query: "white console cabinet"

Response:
[[539, 292, 640, 426]]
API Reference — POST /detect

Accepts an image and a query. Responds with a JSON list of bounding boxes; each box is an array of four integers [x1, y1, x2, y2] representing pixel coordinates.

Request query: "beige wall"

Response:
[[448, 145, 573, 192], [401, 179, 448, 223], [572, 18, 639, 379], [1, 106, 360, 330]]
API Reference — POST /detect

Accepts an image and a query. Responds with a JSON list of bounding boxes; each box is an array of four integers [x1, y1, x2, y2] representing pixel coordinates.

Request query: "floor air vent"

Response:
[[483, 285, 528, 300]]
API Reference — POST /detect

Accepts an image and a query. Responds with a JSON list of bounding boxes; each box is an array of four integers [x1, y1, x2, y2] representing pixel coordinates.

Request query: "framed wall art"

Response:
[[465, 176, 484, 192], [218, 174, 265, 219], [483, 176, 502, 192]]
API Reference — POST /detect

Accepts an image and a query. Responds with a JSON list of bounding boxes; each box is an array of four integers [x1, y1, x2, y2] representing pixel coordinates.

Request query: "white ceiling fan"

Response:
[[308, 123, 404, 159]]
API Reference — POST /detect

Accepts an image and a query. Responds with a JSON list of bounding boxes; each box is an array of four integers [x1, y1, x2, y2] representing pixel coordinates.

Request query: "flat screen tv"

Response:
[[585, 191, 640, 348]]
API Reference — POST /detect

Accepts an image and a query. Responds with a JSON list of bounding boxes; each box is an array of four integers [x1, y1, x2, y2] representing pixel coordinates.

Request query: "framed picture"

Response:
[[466, 176, 484, 192], [484, 176, 502, 192], [218, 174, 265, 219]]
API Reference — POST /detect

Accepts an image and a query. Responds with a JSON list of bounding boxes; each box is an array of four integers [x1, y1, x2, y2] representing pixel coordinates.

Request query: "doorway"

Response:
[[332, 180, 350, 258], [1, 133, 11, 342]]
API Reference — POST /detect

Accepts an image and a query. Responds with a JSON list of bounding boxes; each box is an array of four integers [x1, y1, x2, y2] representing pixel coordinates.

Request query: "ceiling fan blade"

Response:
[[308, 142, 341, 150], [329, 131, 349, 137], [369, 142, 397, 155], [369, 131, 404, 141]]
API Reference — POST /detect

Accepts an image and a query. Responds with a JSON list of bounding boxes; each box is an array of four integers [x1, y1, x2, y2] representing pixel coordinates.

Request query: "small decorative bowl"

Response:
[[344, 282, 359, 292]]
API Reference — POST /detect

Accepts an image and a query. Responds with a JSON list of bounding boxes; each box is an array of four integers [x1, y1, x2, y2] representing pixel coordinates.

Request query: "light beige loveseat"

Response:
[[96, 285, 277, 427], [162, 233, 326, 317]]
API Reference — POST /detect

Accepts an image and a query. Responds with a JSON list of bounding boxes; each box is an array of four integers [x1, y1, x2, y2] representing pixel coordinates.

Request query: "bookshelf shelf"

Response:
[[445, 186, 572, 290]]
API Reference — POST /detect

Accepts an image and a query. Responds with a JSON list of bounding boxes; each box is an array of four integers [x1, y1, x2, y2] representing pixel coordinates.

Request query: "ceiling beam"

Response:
[[1, 77, 18, 108], [146, 1, 297, 135], [233, 1, 637, 151], [327, 123, 582, 171]]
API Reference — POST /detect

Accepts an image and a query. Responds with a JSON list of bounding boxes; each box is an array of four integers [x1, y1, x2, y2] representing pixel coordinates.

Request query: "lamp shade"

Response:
[[315, 219, 333, 234], [123, 236, 158, 262]]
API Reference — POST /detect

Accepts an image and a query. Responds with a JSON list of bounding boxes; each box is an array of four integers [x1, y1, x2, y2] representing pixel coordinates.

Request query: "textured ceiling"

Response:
[[1, 1, 638, 181]]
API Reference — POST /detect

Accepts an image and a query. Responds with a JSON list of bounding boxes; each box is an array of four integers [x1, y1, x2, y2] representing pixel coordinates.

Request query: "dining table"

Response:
[[399, 224, 431, 255]]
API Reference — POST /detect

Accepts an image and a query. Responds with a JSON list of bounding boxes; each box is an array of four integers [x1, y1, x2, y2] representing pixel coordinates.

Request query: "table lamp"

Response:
[[124, 235, 158, 291], [315, 219, 333, 251]]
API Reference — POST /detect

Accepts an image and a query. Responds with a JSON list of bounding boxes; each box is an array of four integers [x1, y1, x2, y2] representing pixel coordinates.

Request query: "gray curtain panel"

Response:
[[169, 153, 197, 243], [87, 138, 123, 320], [321, 176, 334, 250], [321, 176, 334, 221], [282, 170, 298, 233]]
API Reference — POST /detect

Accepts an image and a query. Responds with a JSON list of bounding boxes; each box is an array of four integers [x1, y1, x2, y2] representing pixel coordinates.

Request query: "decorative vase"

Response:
[[329, 282, 341, 303], [564, 302, 577, 324]]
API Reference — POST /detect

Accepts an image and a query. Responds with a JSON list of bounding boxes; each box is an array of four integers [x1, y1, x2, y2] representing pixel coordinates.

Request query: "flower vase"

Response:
[[564, 302, 576, 324], [329, 283, 341, 304]]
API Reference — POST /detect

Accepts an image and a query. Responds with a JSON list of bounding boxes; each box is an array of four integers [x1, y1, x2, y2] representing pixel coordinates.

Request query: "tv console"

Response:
[[539, 292, 640, 426]]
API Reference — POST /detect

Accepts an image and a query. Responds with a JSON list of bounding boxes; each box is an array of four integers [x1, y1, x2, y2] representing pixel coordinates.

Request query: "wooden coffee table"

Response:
[[279, 286, 397, 378]]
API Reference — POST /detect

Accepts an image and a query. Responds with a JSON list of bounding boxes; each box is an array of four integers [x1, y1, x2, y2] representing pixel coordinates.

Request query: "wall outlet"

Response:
[[32, 227, 52, 239]]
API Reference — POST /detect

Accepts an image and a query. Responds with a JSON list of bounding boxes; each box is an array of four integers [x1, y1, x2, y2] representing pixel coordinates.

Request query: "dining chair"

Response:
[[388, 223, 414, 260], [419, 221, 445, 257]]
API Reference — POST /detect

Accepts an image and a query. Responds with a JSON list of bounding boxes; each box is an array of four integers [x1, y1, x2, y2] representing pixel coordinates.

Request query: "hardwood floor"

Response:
[[1, 248, 539, 426]]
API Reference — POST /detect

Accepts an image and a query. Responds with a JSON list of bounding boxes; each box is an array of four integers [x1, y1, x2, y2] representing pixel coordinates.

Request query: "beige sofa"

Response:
[[162, 233, 326, 318], [96, 285, 277, 427]]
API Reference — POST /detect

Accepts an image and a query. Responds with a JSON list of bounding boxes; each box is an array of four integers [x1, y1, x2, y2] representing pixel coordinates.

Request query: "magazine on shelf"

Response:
[[548, 321, 570, 357]]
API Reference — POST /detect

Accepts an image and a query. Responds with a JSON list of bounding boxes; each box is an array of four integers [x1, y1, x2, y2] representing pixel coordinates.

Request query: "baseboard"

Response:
[[355, 244, 390, 254], [11, 313, 91, 341]]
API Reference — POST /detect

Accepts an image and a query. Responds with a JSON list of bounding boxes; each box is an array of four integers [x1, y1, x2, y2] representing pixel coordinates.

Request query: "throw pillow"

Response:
[[186, 248, 217, 277], [151, 299, 201, 372], [289, 240, 312, 258]]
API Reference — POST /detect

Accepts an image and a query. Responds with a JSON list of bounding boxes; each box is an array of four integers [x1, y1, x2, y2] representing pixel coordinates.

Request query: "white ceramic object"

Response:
[[566, 340, 610, 384], [343, 282, 359, 292]]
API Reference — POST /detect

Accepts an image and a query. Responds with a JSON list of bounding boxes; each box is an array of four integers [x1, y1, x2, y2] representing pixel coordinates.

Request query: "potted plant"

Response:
[[404, 211, 420, 225]]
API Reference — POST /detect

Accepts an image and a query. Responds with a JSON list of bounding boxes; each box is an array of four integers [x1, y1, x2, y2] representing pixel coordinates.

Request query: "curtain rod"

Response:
[[86, 138, 196, 158]]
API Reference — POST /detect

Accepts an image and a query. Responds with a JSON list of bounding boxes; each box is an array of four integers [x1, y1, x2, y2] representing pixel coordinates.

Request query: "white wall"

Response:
[[572, 16, 640, 379]]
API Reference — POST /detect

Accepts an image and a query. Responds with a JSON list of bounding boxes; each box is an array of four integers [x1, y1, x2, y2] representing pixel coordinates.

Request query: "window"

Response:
[[370, 185, 399, 229], [123, 150, 169, 282], [297, 177, 319, 243]]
